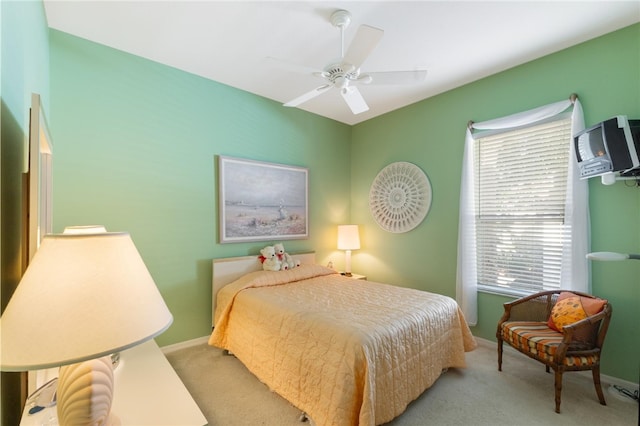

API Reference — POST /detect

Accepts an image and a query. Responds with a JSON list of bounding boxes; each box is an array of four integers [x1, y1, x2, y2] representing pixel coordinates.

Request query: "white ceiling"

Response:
[[43, 1, 640, 125]]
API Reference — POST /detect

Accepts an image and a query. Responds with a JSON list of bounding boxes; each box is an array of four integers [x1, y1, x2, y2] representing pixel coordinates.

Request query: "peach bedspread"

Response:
[[209, 265, 476, 426]]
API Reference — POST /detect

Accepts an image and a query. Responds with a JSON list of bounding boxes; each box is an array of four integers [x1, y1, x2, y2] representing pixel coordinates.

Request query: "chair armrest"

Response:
[[561, 305, 611, 349], [554, 306, 611, 362], [562, 309, 607, 333]]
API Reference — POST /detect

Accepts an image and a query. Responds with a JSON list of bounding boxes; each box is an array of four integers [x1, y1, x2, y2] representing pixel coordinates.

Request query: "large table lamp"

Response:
[[0, 226, 173, 425], [337, 225, 360, 277]]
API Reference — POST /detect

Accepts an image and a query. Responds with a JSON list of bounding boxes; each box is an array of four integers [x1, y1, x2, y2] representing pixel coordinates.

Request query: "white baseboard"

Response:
[[160, 335, 209, 355], [476, 336, 639, 392]]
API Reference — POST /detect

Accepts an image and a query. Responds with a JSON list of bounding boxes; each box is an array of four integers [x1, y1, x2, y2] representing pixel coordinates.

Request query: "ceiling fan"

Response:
[[282, 10, 428, 115]]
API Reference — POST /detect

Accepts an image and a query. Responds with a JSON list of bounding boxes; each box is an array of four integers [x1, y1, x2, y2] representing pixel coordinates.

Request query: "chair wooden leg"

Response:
[[497, 338, 503, 371], [592, 366, 607, 406], [554, 370, 563, 413]]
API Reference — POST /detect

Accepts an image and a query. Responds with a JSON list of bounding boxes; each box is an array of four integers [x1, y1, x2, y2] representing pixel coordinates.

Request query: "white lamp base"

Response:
[[344, 250, 353, 276], [57, 356, 120, 426]]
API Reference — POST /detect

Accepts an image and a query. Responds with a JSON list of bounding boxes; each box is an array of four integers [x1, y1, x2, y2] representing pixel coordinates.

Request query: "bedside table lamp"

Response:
[[337, 225, 360, 277], [0, 226, 173, 425]]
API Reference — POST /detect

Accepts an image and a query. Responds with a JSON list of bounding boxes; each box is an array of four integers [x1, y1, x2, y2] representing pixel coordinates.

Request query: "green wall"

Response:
[[351, 24, 640, 383], [49, 30, 353, 347], [1, 0, 51, 293], [1, 1, 51, 424]]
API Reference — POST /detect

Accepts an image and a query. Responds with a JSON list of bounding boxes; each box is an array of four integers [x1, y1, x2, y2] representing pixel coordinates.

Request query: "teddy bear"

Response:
[[259, 245, 281, 271], [274, 243, 300, 270]]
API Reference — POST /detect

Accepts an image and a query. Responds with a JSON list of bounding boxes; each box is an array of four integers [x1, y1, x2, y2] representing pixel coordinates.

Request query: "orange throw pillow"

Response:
[[547, 292, 607, 332]]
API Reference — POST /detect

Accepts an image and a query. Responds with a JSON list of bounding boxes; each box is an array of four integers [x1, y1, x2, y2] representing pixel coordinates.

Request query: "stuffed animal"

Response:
[[274, 243, 300, 270], [259, 246, 281, 271]]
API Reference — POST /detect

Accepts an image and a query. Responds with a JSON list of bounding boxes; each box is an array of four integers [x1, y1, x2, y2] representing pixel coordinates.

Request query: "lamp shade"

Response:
[[0, 229, 173, 371], [337, 225, 361, 251]]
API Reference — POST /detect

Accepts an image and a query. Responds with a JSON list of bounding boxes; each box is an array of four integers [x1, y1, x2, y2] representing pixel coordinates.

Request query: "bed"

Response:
[[208, 253, 477, 426]]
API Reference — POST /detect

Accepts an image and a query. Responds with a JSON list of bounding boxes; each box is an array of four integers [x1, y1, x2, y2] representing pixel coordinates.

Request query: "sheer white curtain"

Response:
[[456, 98, 589, 325]]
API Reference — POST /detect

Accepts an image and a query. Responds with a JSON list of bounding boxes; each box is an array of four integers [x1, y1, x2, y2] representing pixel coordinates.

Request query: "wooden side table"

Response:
[[341, 272, 367, 280]]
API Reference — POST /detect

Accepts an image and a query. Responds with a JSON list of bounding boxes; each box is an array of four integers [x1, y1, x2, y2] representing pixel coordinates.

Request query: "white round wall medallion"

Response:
[[369, 162, 432, 233]]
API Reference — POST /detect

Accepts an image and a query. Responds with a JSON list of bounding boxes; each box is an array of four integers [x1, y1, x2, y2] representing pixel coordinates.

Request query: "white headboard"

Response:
[[211, 252, 316, 327]]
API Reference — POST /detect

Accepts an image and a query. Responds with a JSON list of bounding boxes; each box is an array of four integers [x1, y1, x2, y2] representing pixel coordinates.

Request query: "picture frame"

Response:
[[23, 93, 53, 268], [218, 156, 308, 243], [23, 93, 55, 395]]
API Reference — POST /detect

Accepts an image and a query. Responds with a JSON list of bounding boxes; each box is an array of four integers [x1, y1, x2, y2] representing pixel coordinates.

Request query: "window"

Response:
[[456, 97, 589, 325], [474, 116, 572, 295]]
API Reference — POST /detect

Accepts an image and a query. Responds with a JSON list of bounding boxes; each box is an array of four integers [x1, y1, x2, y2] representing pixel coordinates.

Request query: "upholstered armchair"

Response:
[[496, 290, 612, 413]]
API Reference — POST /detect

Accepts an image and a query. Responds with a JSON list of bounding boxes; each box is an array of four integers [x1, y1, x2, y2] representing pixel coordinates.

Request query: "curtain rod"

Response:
[[467, 93, 579, 131]]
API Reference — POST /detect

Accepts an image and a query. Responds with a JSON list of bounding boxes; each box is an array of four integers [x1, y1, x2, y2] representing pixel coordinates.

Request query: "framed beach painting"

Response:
[[218, 156, 308, 243]]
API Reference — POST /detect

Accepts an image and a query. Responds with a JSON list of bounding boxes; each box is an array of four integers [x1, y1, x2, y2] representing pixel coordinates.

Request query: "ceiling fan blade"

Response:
[[284, 84, 332, 107], [341, 86, 369, 114], [363, 70, 428, 85], [343, 25, 384, 69]]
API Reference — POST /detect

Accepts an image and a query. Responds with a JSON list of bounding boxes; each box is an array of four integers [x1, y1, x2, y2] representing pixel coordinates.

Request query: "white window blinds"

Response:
[[457, 97, 588, 324], [474, 117, 573, 294]]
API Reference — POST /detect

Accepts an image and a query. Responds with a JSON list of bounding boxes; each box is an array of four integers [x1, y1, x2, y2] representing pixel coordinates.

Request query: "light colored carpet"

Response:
[[165, 339, 638, 426]]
